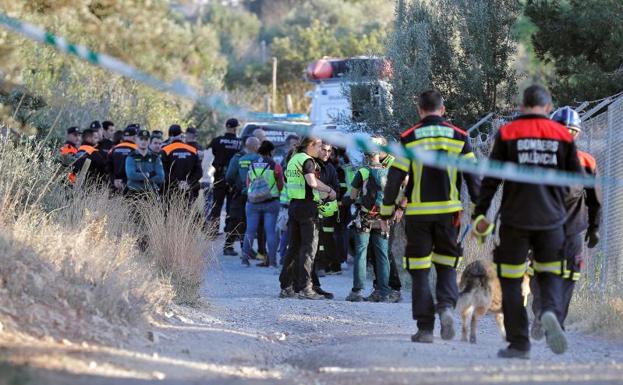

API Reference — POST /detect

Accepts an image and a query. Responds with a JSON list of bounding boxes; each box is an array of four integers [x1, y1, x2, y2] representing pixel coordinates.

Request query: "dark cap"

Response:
[[67, 126, 81, 135], [137, 130, 150, 139], [151, 130, 164, 139], [89, 120, 102, 130], [82, 128, 96, 137], [186, 126, 198, 135], [124, 124, 139, 136], [168, 124, 182, 137], [225, 118, 239, 129]]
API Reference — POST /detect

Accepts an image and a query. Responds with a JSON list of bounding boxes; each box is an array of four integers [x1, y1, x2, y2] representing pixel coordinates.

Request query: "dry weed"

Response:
[[567, 291, 623, 339]]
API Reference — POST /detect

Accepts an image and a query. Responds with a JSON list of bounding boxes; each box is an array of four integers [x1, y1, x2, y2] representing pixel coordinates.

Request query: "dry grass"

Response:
[[0, 132, 210, 343], [567, 290, 623, 339]]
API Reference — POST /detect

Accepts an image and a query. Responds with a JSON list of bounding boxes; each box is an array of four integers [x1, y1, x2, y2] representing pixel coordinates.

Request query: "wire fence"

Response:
[[464, 96, 623, 297]]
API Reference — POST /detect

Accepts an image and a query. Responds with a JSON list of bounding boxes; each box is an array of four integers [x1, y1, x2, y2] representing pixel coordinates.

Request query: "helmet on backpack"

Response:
[[318, 200, 338, 217], [551, 106, 581, 131]]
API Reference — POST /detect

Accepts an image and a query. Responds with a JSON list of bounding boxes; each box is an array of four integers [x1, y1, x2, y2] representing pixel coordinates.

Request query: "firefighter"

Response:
[[312, 142, 340, 299], [161, 124, 203, 202], [206, 118, 243, 239], [125, 130, 165, 196], [347, 138, 393, 303], [72, 128, 107, 185], [380, 90, 481, 343], [97, 120, 116, 153], [530, 106, 602, 340], [226, 136, 261, 260], [472, 85, 582, 359], [279, 137, 336, 300], [59, 126, 81, 166], [108, 124, 138, 193]]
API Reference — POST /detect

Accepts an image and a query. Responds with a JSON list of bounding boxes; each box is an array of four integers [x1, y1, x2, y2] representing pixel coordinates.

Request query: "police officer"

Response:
[[530, 106, 602, 340], [98, 120, 116, 153], [72, 128, 107, 185], [473, 86, 582, 359], [380, 90, 481, 344], [226, 137, 261, 259], [161, 124, 203, 202], [108, 124, 138, 193], [279, 137, 336, 300], [207, 118, 243, 234], [125, 130, 165, 195]]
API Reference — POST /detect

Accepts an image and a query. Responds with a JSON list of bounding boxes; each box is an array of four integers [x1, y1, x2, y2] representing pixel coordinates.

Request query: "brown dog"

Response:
[[456, 260, 530, 343]]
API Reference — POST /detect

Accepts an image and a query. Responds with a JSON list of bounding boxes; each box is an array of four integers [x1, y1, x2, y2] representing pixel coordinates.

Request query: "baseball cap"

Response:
[[151, 130, 164, 139], [186, 126, 198, 135], [137, 130, 150, 140], [124, 124, 139, 136], [89, 120, 102, 130], [168, 124, 182, 137], [66, 126, 81, 135], [225, 118, 239, 129]]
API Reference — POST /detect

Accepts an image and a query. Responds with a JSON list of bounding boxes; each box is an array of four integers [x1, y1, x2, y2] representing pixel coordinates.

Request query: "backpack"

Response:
[[247, 162, 274, 203], [360, 167, 388, 214]]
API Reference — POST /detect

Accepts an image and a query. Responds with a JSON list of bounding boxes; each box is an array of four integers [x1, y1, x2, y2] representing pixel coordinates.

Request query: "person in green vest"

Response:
[[278, 137, 337, 300], [241, 141, 284, 267], [277, 135, 300, 264], [346, 138, 392, 302]]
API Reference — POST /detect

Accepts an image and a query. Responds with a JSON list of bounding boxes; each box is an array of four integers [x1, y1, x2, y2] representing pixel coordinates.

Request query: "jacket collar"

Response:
[[514, 113, 550, 121]]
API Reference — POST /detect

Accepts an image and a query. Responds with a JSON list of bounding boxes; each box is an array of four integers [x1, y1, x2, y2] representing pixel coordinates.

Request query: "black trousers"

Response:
[[224, 192, 246, 250], [495, 224, 565, 351], [405, 216, 461, 331], [318, 215, 338, 271], [208, 176, 230, 221], [279, 203, 319, 292]]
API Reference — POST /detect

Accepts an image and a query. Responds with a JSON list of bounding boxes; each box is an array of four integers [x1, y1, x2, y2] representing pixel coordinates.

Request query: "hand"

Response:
[[114, 179, 124, 190], [380, 219, 390, 233], [393, 207, 404, 223], [585, 228, 600, 248]]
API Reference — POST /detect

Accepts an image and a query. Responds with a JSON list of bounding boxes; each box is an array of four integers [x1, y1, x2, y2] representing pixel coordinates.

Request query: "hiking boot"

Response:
[[313, 286, 334, 300], [541, 311, 567, 354], [279, 287, 296, 298], [241, 258, 250, 267], [388, 290, 402, 303], [223, 248, 238, 256], [345, 290, 364, 302], [364, 290, 389, 303], [531, 319, 544, 341], [497, 347, 530, 359], [439, 308, 456, 341], [297, 288, 324, 300], [411, 330, 434, 343]]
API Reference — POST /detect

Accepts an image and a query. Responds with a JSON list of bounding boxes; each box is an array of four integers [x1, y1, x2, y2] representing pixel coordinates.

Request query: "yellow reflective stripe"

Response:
[[406, 137, 464, 154], [448, 166, 458, 202], [392, 156, 409, 172], [572, 272, 581, 281], [563, 269, 571, 279], [495, 263, 528, 279], [403, 255, 432, 270], [462, 152, 476, 160], [319, 245, 325, 251], [405, 201, 463, 215], [380, 204, 394, 217], [432, 253, 461, 268], [322, 227, 334, 233], [533, 261, 562, 275]]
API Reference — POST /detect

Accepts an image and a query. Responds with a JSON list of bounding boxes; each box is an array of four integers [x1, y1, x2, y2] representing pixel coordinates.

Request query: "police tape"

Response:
[[0, 13, 615, 188]]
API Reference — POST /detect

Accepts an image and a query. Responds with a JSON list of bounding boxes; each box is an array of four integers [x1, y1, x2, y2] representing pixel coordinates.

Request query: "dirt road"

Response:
[[6, 252, 623, 384]]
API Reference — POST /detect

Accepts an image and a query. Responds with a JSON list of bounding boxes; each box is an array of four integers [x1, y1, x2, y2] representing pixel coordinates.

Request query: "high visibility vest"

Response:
[[381, 154, 395, 169], [248, 159, 279, 199], [279, 185, 290, 205], [286, 152, 319, 201], [60, 143, 78, 156], [77, 145, 96, 155]]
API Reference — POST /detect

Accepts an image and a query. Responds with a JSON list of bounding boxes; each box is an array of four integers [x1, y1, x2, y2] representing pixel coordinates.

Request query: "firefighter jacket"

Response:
[[161, 140, 203, 196], [474, 114, 582, 230], [226, 151, 260, 195], [125, 150, 165, 193], [381, 115, 481, 221], [564, 150, 602, 236], [107, 141, 138, 185], [72, 144, 107, 183], [208, 133, 242, 178]]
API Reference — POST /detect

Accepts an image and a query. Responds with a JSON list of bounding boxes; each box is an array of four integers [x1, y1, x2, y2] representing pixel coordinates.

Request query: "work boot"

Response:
[[223, 248, 238, 256], [297, 288, 324, 300], [313, 286, 334, 299], [497, 347, 530, 359], [411, 330, 434, 343], [279, 286, 296, 298], [439, 308, 456, 340], [241, 257, 250, 267], [541, 311, 567, 354], [531, 319, 544, 341], [345, 290, 364, 302], [364, 290, 389, 303], [388, 290, 402, 303]]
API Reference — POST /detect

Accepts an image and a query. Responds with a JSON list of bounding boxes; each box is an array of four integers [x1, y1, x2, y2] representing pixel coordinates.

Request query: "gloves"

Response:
[[585, 227, 600, 249]]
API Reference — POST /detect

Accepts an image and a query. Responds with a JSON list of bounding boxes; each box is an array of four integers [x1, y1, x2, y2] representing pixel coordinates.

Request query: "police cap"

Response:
[[168, 124, 182, 137], [66, 126, 81, 135], [137, 130, 150, 140], [89, 120, 102, 130], [225, 118, 239, 129], [151, 130, 164, 139], [124, 124, 139, 136]]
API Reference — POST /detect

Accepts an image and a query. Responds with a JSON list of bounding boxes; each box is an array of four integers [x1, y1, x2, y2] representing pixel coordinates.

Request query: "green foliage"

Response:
[[525, 0, 623, 104]]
